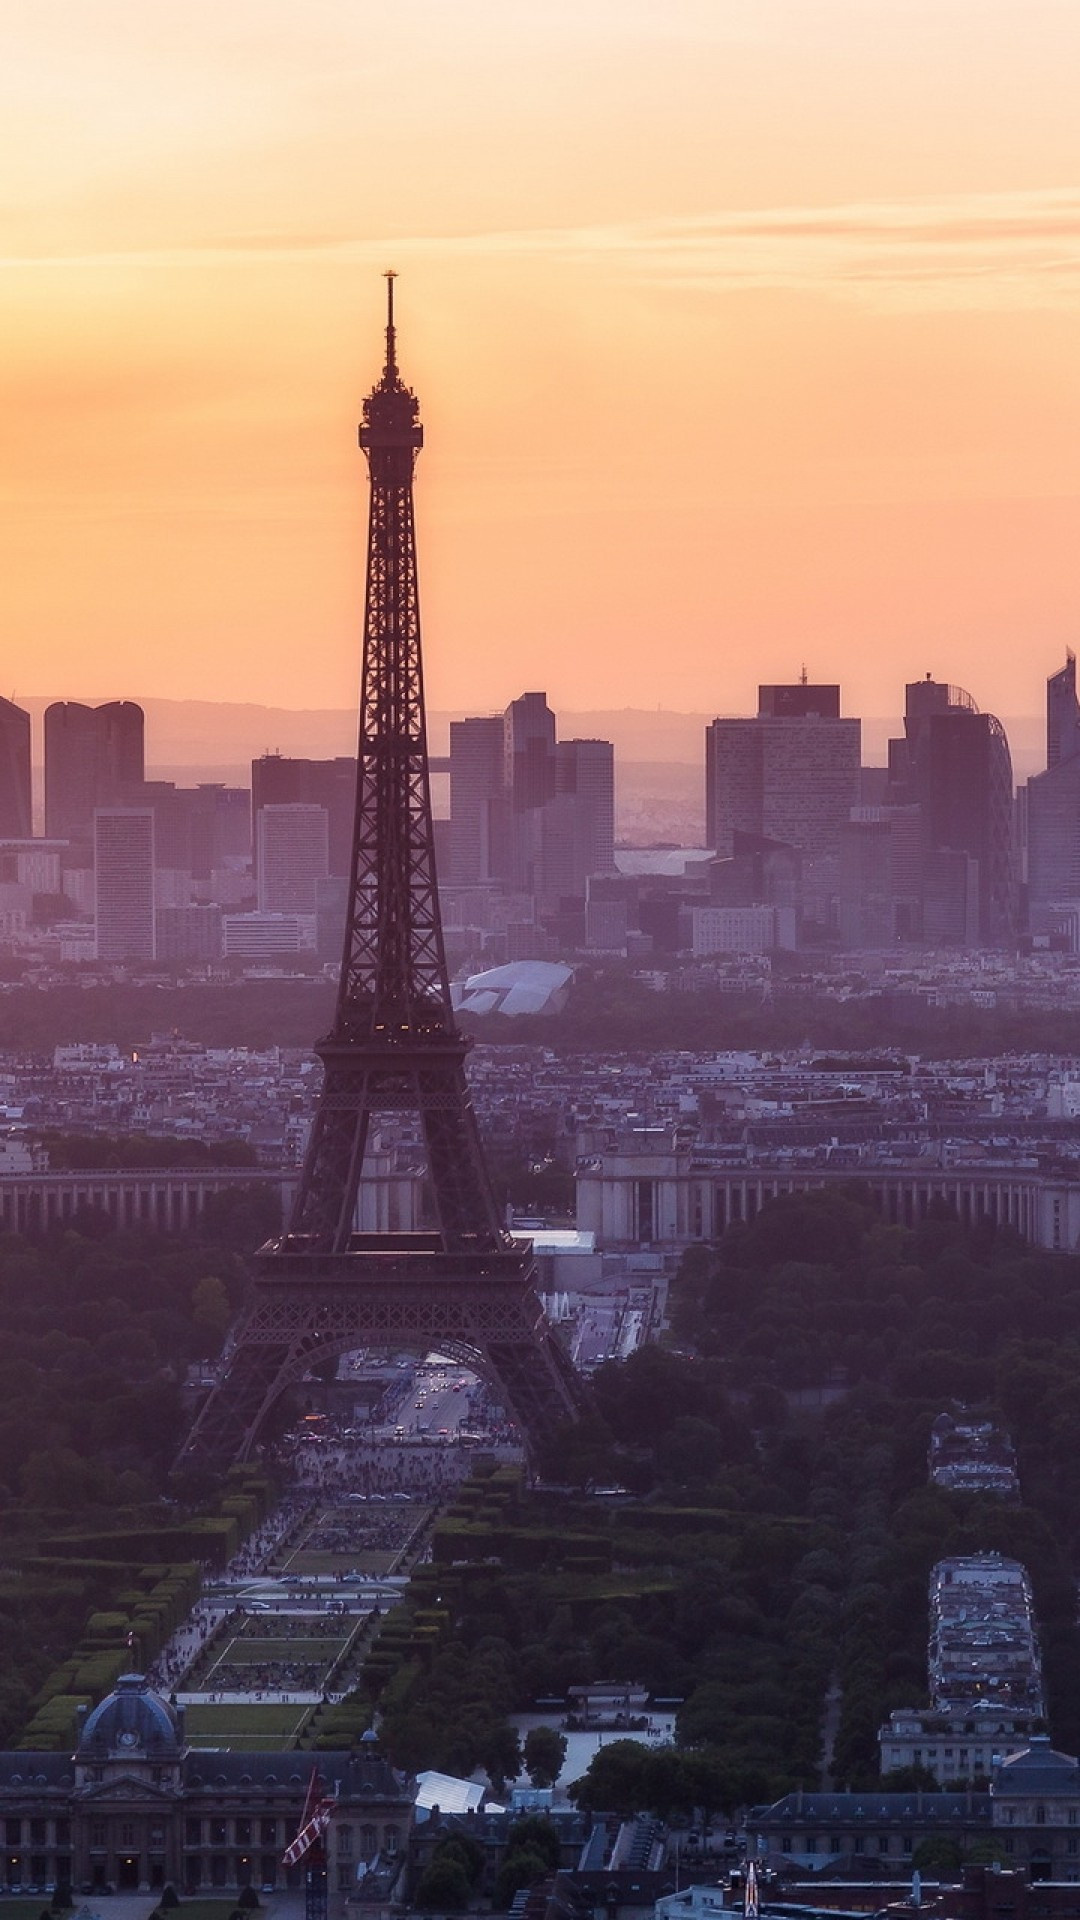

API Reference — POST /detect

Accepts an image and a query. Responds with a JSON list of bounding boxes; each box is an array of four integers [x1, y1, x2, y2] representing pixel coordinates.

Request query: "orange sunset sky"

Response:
[[5, 0, 1080, 730]]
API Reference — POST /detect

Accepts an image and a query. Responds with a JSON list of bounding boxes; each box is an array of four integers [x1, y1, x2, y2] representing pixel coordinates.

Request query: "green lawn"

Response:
[[275, 1549, 398, 1575], [212, 1636, 348, 1664], [184, 1702, 311, 1742], [184, 1733, 311, 1752]]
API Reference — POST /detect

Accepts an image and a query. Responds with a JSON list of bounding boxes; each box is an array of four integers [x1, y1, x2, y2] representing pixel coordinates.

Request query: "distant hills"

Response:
[[20, 696, 1045, 783]]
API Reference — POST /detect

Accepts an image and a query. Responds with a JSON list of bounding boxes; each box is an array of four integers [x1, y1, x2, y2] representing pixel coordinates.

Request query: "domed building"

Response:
[[0, 1675, 413, 1904], [77, 1673, 185, 1765]]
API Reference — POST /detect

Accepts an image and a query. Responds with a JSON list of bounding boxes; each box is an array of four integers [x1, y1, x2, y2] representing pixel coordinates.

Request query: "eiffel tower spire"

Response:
[[180, 286, 587, 1466]]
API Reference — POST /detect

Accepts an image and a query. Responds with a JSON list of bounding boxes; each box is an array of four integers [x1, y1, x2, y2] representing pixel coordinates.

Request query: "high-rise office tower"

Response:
[[1047, 652, 1080, 771], [556, 738, 616, 893], [504, 693, 556, 890], [888, 676, 1015, 947], [189, 785, 252, 878], [45, 701, 144, 842], [705, 684, 861, 861], [838, 806, 923, 947], [505, 692, 557, 810], [118, 781, 251, 881], [94, 809, 155, 962], [449, 693, 614, 905], [449, 716, 506, 885], [256, 804, 330, 912], [128, 782, 196, 874], [251, 756, 356, 880], [0, 699, 31, 839], [1027, 655, 1080, 922]]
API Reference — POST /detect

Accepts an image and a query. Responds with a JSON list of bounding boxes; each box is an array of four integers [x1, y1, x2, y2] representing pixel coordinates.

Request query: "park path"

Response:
[[819, 1672, 843, 1789]]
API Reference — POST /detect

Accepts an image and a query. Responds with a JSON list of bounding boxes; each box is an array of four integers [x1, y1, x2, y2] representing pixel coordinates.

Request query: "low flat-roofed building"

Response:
[[749, 1786, 990, 1872], [755, 1741, 1080, 1883]]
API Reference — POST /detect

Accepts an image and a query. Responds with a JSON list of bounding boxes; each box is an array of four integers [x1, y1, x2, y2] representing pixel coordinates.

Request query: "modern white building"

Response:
[[688, 904, 796, 955], [222, 912, 315, 957]]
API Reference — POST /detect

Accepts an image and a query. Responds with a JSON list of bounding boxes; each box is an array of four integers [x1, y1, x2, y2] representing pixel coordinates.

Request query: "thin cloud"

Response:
[[5, 187, 1080, 309]]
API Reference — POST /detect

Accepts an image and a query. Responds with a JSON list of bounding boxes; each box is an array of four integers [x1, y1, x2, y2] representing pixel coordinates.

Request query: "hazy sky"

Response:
[[5, 1, 1080, 726]]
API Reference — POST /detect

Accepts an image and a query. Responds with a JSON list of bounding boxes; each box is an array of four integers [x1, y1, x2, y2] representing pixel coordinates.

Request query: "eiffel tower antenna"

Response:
[[383, 268, 397, 376], [180, 286, 587, 1466]]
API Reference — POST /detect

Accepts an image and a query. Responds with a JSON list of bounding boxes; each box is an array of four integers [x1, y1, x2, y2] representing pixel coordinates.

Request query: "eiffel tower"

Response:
[[181, 280, 587, 1465]]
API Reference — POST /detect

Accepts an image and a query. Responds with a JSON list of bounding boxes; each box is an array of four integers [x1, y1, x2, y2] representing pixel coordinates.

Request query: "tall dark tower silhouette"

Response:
[[182, 282, 586, 1464], [0, 699, 32, 839], [44, 700, 144, 841]]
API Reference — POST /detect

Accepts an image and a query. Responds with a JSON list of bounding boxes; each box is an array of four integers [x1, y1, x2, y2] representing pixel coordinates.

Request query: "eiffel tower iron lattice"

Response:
[[181, 281, 587, 1465]]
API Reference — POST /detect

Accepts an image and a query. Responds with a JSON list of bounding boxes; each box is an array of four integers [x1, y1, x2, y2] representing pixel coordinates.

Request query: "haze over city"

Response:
[[7, 0, 1080, 720], [12, 6, 1080, 1913]]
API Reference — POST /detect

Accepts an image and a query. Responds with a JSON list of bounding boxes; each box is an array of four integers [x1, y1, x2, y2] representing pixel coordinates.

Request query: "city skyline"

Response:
[[6, 3, 1080, 719]]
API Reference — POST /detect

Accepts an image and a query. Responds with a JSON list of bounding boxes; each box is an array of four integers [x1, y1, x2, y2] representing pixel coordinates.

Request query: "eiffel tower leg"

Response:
[[290, 1092, 371, 1249], [420, 1075, 502, 1246], [487, 1332, 589, 1451], [180, 1327, 298, 1467]]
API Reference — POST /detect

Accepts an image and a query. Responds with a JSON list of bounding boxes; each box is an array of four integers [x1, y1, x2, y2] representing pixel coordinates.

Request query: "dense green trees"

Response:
[[0, 1221, 258, 1504], [524, 1725, 568, 1787], [0, 982, 334, 1051], [370, 1191, 1080, 1814], [42, 1132, 258, 1170], [0, 1215, 269, 1745], [3, 970, 1080, 1061], [666, 1193, 1080, 1776], [493, 1818, 562, 1909], [462, 968, 1080, 1058], [570, 1742, 770, 1822], [413, 1853, 472, 1911]]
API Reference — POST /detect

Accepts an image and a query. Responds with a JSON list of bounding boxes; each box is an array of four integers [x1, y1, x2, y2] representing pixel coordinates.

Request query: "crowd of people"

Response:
[[201, 1655, 335, 1696], [145, 1495, 318, 1693], [234, 1613, 350, 1641], [289, 1436, 477, 1500], [225, 1490, 316, 1579], [302, 1503, 426, 1560], [145, 1600, 219, 1696], [143, 1374, 511, 1713]]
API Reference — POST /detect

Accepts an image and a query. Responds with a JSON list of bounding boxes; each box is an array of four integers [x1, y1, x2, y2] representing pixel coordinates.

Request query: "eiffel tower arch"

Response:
[[181, 281, 588, 1466]]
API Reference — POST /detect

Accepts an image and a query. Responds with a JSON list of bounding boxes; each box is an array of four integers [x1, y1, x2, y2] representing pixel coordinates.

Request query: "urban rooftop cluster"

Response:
[[1, 656, 1080, 971]]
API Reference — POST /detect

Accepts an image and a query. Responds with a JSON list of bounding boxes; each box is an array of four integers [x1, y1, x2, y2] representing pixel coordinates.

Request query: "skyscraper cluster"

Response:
[[0, 689, 619, 973], [445, 692, 616, 963], [0, 701, 344, 965], [6, 654, 1080, 970], [705, 682, 861, 938], [703, 675, 1018, 951]]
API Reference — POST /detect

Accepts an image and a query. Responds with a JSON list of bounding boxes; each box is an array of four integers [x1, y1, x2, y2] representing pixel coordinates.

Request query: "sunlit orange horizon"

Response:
[[5, 1, 1080, 733]]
